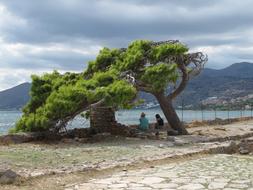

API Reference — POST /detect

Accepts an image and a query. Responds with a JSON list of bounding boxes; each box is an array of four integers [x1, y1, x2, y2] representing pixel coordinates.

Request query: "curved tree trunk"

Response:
[[154, 93, 189, 135]]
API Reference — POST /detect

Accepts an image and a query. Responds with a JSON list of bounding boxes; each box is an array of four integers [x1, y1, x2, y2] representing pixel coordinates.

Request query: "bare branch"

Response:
[[120, 70, 153, 93], [167, 56, 189, 100], [184, 52, 208, 77], [90, 99, 106, 108]]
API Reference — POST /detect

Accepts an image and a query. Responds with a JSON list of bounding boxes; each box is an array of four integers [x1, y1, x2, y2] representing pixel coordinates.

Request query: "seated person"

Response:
[[139, 112, 149, 131], [155, 114, 164, 136]]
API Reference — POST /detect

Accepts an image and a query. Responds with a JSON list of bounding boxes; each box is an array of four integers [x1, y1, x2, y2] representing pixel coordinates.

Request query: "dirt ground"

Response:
[[0, 119, 253, 190]]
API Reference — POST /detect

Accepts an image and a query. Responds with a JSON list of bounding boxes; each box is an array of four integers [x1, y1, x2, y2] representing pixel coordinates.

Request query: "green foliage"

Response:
[[15, 80, 91, 132], [14, 70, 135, 132], [86, 48, 121, 74], [141, 63, 178, 91], [45, 85, 89, 118], [105, 80, 137, 108], [116, 40, 151, 71], [151, 43, 188, 63], [23, 71, 81, 114], [14, 39, 190, 133], [8, 127, 17, 134], [91, 70, 117, 87]]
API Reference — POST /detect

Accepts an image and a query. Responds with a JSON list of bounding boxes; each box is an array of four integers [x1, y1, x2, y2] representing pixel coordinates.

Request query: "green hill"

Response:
[[0, 83, 31, 110]]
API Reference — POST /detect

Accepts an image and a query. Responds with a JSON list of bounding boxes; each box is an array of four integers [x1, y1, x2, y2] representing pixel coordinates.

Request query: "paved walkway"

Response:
[[66, 154, 253, 190]]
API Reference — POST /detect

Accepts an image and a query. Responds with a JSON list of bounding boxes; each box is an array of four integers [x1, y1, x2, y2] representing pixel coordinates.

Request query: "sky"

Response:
[[0, 0, 253, 91]]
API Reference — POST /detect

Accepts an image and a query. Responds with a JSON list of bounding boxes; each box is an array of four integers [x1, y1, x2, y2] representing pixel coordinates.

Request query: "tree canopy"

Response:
[[14, 70, 136, 132], [14, 40, 207, 134]]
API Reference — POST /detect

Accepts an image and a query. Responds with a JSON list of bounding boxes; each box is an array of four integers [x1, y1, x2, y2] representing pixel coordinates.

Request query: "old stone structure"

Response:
[[90, 106, 117, 133], [89, 106, 134, 136]]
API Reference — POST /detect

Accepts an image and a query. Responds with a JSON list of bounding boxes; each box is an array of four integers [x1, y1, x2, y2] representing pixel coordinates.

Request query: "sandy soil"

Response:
[[0, 119, 252, 190]]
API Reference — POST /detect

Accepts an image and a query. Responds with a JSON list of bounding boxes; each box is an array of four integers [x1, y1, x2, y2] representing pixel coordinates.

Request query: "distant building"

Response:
[[245, 105, 251, 110]]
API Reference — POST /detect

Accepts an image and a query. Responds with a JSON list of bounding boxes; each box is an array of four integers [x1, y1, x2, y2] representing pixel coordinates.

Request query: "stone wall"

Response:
[[89, 106, 134, 136], [90, 106, 117, 133]]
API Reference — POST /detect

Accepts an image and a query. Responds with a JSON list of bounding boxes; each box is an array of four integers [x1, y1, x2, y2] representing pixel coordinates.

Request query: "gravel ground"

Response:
[[0, 120, 253, 189], [66, 154, 253, 190]]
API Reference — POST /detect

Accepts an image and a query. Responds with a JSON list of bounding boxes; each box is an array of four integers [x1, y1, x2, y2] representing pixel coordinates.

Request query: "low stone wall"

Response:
[[187, 116, 253, 128], [1, 117, 252, 145], [0, 126, 135, 145]]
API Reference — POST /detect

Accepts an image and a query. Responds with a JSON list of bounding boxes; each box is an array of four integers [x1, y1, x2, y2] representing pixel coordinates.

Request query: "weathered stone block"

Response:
[[0, 170, 20, 184]]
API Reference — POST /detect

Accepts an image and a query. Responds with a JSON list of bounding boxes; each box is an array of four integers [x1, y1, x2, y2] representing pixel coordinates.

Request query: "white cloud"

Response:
[[0, 0, 253, 90], [0, 69, 32, 91]]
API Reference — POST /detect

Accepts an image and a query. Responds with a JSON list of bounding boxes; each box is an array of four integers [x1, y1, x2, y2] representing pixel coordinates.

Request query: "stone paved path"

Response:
[[66, 154, 253, 190]]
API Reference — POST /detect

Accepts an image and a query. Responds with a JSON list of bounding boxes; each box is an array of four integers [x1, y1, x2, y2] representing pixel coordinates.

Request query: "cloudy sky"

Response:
[[0, 0, 253, 91]]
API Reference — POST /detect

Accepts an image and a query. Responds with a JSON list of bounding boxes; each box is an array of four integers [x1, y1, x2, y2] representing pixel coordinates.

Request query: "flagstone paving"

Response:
[[66, 154, 253, 190]]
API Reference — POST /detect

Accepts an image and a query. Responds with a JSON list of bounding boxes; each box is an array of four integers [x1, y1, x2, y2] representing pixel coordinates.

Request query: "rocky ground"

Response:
[[0, 120, 253, 189], [66, 154, 253, 190]]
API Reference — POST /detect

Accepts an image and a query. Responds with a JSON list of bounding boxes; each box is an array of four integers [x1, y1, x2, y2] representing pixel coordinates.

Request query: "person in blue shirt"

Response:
[[139, 112, 149, 131]]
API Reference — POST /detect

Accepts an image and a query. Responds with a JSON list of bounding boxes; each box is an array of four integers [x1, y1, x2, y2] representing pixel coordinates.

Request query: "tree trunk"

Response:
[[154, 93, 189, 135]]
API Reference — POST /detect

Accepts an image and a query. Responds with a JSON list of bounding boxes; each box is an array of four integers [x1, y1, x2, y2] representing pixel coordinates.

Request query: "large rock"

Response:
[[0, 170, 20, 184], [92, 133, 112, 141], [0, 132, 62, 145], [0, 133, 33, 145], [239, 138, 253, 154]]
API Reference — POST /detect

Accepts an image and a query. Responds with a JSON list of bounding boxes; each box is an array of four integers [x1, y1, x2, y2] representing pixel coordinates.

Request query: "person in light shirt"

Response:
[[139, 112, 149, 131]]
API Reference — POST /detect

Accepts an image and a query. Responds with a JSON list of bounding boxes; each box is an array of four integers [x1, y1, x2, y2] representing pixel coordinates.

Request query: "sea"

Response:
[[0, 109, 252, 135]]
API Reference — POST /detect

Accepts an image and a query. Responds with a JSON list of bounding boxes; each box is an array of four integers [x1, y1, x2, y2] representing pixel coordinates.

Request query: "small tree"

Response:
[[14, 40, 207, 135], [115, 40, 208, 134]]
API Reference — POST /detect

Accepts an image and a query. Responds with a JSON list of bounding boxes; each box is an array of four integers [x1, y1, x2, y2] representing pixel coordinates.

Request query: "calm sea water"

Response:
[[0, 109, 252, 135]]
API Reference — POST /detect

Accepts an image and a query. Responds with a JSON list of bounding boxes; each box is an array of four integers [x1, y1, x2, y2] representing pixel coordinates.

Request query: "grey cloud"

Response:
[[0, 0, 253, 90], [1, 0, 253, 46], [0, 49, 94, 70]]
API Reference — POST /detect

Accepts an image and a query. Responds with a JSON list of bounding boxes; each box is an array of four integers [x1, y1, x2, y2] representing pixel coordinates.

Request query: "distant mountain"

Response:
[[201, 62, 253, 78], [139, 62, 253, 108], [0, 83, 31, 110], [1, 62, 253, 110]]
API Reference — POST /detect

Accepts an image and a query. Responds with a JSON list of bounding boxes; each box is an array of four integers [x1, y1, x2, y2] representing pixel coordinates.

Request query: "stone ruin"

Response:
[[88, 106, 134, 136]]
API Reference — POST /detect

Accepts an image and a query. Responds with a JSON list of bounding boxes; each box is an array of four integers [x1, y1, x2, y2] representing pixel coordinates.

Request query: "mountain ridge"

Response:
[[139, 62, 253, 108], [0, 82, 31, 110], [0, 62, 253, 110]]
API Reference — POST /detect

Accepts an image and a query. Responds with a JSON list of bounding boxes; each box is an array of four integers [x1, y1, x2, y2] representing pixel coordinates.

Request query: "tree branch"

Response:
[[166, 52, 207, 100], [167, 57, 189, 100], [52, 99, 106, 133], [90, 99, 106, 108], [185, 52, 208, 77]]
